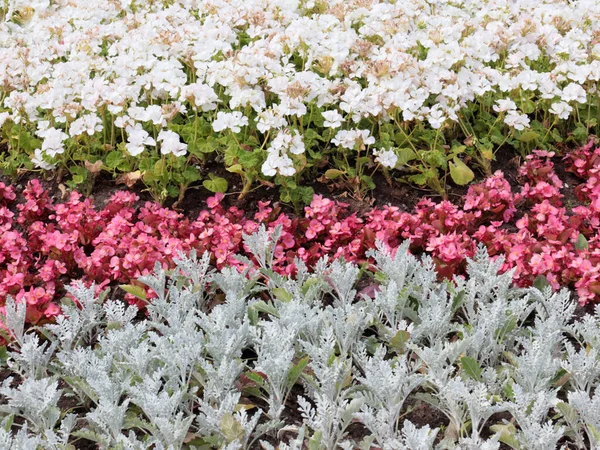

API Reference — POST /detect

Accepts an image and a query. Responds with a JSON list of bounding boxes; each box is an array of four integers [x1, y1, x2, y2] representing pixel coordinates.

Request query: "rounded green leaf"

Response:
[[203, 174, 228, 193], [449, 157, 474, 185]]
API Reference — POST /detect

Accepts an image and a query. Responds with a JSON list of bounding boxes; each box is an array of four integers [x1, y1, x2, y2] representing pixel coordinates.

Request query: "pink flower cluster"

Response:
[[3, 140, 600, 324]]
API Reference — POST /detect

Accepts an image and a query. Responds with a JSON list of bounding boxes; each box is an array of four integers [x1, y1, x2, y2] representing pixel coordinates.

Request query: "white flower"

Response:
[[322, 110, 344, 128], [31, 148, 56, 170], [261, 151, 295, 177], [561, 83, 587, 104], [125, 123, 156, 157], [331, 129, 375, 149], [0, 112, 10, 128], [143, 105, 165, 126], [69, 114, 103, 137], [493, 99, 517, 113], [504, 111, 530, 131], [290, 130, 305, 155], [549, 101, 573, 120], [427, 106, 446, 129], [41, 128, 68, 157], [180, 82, 219, 111], [114, 115, 133, 129], [374, 148, 398, 168], [256, 109, 287, 133], [212, 111, 248, 133], [157, 130, 187, 157]]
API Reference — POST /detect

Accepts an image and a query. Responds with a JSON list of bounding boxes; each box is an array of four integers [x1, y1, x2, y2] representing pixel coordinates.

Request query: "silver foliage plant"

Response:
[[1, 229, 600, 449]]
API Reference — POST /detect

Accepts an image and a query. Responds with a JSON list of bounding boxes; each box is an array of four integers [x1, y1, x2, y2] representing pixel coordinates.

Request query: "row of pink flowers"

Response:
[[2, 140, 600, 324]]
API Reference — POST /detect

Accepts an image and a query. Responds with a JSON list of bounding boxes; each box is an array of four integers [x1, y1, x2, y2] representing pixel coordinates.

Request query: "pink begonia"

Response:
[[8, 141, 600, 328]]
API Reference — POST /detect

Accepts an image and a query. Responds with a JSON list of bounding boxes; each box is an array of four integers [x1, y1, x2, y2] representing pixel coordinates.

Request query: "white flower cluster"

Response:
[[1, 0, 600, 173]]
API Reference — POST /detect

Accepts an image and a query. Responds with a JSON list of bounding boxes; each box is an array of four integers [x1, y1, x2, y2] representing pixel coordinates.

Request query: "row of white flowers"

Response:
[[1, 0, 600, 176]]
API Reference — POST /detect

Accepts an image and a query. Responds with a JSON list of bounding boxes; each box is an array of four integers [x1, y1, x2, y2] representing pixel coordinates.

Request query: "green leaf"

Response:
[[249, 300, 279, 318], [396, 147, 416, 165], [518, 131, 540, 143], [533, 275, 551, 292], [389, 330, 411, 354], [324, 169, 345, 180], [203, 174, 228, 193], [308, 430, 323, 450], [408, 173, 429, 185], [489, 423, 520, 449], [227, 164, 244, 174], [494, 315, 517, 343], [119, 284, 147, 301], [521, 99, 536, 114], [286, 356, 309, 390], [575, 233, 589, 251], [449, 157, 475, 185], [460, 356, 483, 382], [2, 414, 13, 432], [182, 166, 201, 183], [272, 287, 292, 303], [573, 124, 588, 141], [221, 414, 245, 443], [0, 346, 8, 364], [105, 151, 124, 169]]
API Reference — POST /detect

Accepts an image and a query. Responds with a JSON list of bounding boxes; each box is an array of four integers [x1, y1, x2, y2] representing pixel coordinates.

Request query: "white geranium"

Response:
[[374, 148, 398, 168], [69, 114, 103, 137], [157, 130, 187, 157], [427, 106, 446, 129], [493, 99, 517, 113], [31, 148, 56, 170], [561, 83, 587, 103], [549, 102, 573, 120], [41, 128, 68, 157], [322, 110, 344, 128], [331, 129, 375, 149], [262, 151, 295, 177], [180, 83, 219, 111], [504, 111, 530, 131], [0, 112, 10, 128], [212, 111, 248, 133], [125, 123, 156, 157]]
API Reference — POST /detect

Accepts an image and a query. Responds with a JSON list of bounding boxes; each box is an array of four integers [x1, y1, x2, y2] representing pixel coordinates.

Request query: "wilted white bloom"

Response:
[[504, 111, 530, 131], [69, 114, 103, 137], [125, 123, 156, 156], [322, 110, 344, 128], [374, 148, 398, 168], [549, 102, 573, 120], [157, 130, 187, 157], [331, 129, 375, 149], [212, 111, 248, 133], [41, 128, 68, 157], [493, 99, 518, 113]]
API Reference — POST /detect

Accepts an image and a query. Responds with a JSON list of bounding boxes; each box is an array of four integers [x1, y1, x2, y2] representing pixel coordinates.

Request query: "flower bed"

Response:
[[0, 0, 600, 202], [1, 236, 599, 449], [2, 142, 600, 323]]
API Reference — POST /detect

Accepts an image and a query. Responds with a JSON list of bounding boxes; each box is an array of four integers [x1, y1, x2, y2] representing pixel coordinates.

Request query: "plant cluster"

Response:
[[5, 141, 600, 323], [1, 231, 600, 449], [1, 0, 600, 203]]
